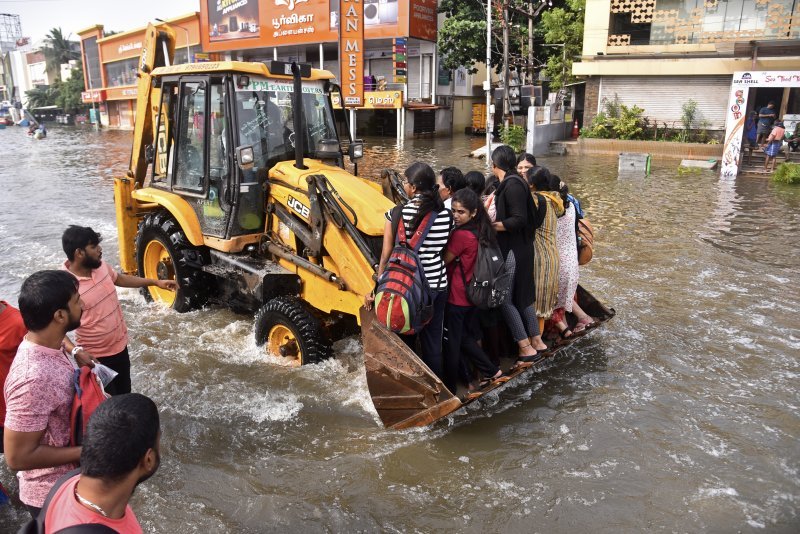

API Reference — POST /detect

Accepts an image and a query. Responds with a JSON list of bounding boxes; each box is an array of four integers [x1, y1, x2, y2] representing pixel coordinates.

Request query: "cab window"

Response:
[[174, 81, 206, 192]]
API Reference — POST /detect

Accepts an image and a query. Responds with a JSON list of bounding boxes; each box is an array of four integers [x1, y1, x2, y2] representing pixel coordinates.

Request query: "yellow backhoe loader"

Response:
[[115, 24, 614, 430]]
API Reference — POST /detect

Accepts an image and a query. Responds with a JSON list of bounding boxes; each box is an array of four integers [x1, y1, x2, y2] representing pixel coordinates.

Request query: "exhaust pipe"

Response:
[[291, 62, 306, 170]]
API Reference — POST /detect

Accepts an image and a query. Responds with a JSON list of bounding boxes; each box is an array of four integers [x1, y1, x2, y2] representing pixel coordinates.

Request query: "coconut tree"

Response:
[[43, 27, 80, 78]]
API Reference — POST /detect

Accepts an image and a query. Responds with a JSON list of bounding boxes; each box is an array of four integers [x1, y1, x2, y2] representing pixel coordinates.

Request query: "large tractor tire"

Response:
[[254, 296, 332, 366], [135, 211, 209, 313]]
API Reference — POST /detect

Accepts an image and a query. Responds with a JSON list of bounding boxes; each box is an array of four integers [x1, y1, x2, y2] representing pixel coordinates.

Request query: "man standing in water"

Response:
[[3, 270, 84, 518], [61, 226, 178, 395], [42, 393, 161, 533]]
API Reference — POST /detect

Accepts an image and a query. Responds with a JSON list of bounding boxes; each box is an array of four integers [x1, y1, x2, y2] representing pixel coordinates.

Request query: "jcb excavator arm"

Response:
[[114, 23, 176, 274]]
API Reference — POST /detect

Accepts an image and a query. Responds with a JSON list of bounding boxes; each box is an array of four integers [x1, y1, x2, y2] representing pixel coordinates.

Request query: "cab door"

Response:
[[168, 76, 234, 238]]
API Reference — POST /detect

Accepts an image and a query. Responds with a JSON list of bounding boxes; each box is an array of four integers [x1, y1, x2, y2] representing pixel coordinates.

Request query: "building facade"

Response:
[[74, 1, 489, 137], [573, 0, 800, 133], [78, 13, 202, 128]]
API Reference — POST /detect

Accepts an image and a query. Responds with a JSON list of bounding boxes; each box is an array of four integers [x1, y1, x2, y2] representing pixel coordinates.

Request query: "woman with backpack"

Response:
[[374, 162, 453, 380], [443, 188, 508, 397], [527, 166, 564, 343], [490, 145, 545, 368]]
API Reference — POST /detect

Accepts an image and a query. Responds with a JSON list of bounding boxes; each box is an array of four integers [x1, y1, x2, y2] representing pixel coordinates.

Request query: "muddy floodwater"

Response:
[[1, 127, 798, 533]]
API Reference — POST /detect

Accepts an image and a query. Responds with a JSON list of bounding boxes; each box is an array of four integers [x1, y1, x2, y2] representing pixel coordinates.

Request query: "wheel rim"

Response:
[[266, 324, 302, 366], [142, 239, 176, 306]]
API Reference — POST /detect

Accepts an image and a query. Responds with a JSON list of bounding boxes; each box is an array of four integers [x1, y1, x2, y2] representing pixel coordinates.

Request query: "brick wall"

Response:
[[583, 77, 601, 128]]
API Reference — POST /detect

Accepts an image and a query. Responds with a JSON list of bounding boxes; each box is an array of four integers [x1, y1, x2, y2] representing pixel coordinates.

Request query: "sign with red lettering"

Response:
[[339, 0, 364, 107]]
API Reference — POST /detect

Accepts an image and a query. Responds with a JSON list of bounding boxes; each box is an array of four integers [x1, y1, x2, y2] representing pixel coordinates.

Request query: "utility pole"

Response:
[[528, 3, 534, 85], [502, 1, 510, 127], [485, 0, 493, 162]]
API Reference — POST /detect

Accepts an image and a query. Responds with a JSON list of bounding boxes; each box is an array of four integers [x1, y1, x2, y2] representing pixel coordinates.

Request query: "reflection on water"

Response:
[[0, 127, 798, 532]]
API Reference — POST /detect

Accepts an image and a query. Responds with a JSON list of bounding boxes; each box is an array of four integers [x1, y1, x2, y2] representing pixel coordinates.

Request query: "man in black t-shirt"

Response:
[[757, 101, 777, 144]]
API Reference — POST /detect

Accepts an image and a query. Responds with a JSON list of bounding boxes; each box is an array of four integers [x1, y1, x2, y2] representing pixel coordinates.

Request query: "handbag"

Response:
[[577, 217, 594, 265]]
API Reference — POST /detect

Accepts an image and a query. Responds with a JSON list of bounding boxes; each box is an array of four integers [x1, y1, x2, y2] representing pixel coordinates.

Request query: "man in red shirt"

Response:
[[61, 226, 177, 395], [0, 300, 26, 452], [43, 393, 160, 533], [4, 270, 84, 517]]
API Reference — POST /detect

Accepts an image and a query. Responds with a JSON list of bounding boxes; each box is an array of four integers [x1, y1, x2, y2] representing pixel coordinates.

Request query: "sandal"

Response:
[[559, 326, 573, 339], [478, 371, 511, 388], [573, 317, 596, 333]]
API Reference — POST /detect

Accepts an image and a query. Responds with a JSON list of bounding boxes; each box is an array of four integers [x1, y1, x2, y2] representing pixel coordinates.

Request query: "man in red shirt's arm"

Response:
[[0, 300, 26, 452]]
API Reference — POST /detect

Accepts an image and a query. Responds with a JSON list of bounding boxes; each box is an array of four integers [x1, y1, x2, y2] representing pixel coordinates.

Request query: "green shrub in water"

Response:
[[772, 162, 800, 184], [500, 124, 526, 153]]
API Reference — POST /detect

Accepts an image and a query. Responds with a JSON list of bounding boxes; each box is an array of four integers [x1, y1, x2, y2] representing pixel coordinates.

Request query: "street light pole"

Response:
[[155, 18, 191, 63], [485, 0, 492, 162]]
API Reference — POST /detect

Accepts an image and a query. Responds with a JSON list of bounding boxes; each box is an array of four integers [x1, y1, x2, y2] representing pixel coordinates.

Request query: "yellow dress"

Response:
[[533, 192, 564, 319]]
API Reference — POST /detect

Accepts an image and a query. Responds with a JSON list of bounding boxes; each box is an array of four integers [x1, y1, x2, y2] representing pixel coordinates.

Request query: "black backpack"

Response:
[[16, 469, 118, 534], [457, 230, 511, 310]]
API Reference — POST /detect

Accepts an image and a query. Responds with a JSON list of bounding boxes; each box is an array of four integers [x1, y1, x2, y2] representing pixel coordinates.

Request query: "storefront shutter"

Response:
[[368, 58, 394, 86], [598, 75, 732, 130]]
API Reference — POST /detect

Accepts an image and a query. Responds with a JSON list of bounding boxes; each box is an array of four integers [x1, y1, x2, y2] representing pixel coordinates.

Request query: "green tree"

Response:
[[437, 1, 585, 88], [25, 85, 58, 109], [43, 27, 80, 78], [539, 0, 585, 90], [437, 0, 531, 74], [56, 65, 86, 113]]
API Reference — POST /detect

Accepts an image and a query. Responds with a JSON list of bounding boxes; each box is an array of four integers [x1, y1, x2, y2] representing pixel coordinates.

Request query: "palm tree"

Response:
[[43, 27, 80, 78]]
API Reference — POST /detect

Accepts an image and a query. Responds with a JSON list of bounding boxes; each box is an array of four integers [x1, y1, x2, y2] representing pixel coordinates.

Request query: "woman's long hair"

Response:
[[517, 152, 537, 167], [464, 171, 486, 195], [491, 145, 517, 175], [526, 165, 552, 191], [550, 174, 570, 205], [404, 161, 444, 231], [451, 188, 497, 247]]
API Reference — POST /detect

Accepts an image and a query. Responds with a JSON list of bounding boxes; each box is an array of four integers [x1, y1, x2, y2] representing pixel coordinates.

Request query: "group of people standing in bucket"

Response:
[[369, 146, 596, 399]]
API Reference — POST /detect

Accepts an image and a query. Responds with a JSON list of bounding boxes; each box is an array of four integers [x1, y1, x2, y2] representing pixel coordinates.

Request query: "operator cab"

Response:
[[147, 63, 356, 242]]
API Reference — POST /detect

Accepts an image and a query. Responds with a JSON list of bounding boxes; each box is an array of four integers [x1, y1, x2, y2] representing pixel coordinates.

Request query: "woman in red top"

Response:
[[443, 189, 508, 397]]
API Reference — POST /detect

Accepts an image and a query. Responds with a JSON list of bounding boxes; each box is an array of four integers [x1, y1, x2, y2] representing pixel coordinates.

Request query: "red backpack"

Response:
[[374, 212, 438, 335], [69, 367, 109, 446]]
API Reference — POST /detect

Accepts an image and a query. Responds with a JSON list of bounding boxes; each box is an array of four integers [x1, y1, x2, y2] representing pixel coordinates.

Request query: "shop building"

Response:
[[78, 13, 202, 128], [197, 0, 448, 139], [76, 2, 486, 137], [573, 0, 800, 136]]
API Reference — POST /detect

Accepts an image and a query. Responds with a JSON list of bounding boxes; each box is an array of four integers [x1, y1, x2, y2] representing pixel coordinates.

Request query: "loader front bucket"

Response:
[[359, 308, 463, 429]]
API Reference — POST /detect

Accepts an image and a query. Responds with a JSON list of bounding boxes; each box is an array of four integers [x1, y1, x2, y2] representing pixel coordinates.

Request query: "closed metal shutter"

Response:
[[599, 75, 732, 130], [368, 58, 394, 85]]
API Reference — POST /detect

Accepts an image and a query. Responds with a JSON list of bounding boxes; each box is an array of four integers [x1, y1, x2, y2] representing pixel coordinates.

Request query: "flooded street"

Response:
[[1, 126, 798, 533]]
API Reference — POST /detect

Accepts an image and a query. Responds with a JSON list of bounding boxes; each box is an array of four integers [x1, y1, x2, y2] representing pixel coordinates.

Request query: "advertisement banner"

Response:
[[339, 0, 364, 107], [207, 0, 260, 42], [409, 0, 437, 42], [721, 71, 800, 177]]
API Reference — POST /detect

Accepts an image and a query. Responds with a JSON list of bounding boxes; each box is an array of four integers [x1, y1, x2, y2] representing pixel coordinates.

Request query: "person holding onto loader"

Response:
[[61, 226, 178, 395]]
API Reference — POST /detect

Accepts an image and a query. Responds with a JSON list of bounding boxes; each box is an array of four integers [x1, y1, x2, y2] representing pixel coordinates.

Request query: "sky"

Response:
[[0, 0, 199, 43]]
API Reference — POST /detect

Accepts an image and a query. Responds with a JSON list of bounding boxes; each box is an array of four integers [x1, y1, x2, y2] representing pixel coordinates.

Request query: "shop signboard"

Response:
[[332, 90, 402, 109], [81, 89, 106, 103], [721, 71, 800, 177], [409, 0, 437, 42], [339, 0, 364, 107], [364, 90, 403, 109], [207, 0, 261, 42]]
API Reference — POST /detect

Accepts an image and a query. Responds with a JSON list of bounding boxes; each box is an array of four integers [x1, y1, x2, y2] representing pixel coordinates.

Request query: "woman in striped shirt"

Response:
[[377, 162, 454, 380]]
